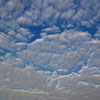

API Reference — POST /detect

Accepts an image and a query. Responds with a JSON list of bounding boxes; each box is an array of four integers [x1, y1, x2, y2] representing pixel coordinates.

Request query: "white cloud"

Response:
[[61, 9, 75, 19], [17, 16, 32, 26], [0, 0, 100, 99], [1, 29, 100, 99], [1, 65, 100, 100]]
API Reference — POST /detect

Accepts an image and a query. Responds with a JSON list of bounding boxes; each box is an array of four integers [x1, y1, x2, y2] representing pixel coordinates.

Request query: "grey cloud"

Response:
[[0, 0, 100, 100], [1, 30, 100, 99]]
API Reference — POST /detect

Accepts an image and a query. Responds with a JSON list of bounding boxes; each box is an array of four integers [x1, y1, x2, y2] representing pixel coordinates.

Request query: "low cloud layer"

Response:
[[0, 0, 100, 100]]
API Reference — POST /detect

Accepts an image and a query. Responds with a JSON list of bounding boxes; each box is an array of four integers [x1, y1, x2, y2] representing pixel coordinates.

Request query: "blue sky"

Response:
[[0, 0, 100, 100]]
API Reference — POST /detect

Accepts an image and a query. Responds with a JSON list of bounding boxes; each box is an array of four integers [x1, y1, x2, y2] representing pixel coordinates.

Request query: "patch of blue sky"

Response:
[[28, 25, 46, 43]]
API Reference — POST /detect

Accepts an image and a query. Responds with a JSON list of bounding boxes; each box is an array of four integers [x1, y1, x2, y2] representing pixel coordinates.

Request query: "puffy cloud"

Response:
[[0, 0, 100, 100], [0, 0, 100, 34], [0, 62, 50, 90], [17, 16, 33, 27], [0, 64, 100, 100], [1, 29, 100, 99], [17, 30, 92, 71]]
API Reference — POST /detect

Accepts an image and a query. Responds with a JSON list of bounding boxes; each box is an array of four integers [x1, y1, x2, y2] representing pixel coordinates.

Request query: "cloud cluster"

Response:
[[0, 0, 100, 36], [0, 63, 100, 100], [0, 29, 100, 99], [0, 0, 100, 100]]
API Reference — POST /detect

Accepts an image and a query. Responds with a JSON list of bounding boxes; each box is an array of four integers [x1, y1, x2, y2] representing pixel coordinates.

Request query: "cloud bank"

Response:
[[0, 0, 100, 100]]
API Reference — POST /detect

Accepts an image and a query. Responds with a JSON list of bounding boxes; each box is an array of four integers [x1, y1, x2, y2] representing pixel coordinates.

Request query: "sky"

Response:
[[0, 0, 100, 100]]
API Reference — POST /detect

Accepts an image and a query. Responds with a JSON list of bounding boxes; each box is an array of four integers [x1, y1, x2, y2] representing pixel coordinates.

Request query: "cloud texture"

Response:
[[0, 0, 100, 100]]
